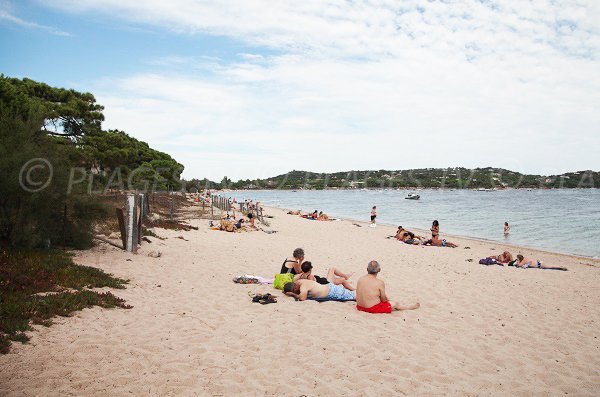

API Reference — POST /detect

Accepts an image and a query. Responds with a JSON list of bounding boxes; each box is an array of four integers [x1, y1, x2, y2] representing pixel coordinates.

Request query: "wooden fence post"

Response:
[[126, 193, 138, 253], [170, 191, 174, 221]]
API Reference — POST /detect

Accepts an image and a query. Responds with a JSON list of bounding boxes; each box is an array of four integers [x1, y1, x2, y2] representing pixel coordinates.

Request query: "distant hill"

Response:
[[185, 168, 599, 190]]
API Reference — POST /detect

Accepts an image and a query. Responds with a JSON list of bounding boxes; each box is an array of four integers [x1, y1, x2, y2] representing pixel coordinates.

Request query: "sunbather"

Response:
[[283, 279, 355, 301], [394, 226, 407, 240], [356, 261, 420, 313], [515, 255, 567, 271], [280, 248, 304, 275], [317, 211, 330, 221], [287, 209, 302, 215], [424, 236, 458, 248], [294, 261, 355, 291], [487, 251, 513, 264]]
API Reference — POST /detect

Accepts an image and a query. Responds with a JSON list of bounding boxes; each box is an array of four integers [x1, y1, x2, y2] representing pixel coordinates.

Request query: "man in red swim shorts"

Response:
[[356, 260, 420, 314]]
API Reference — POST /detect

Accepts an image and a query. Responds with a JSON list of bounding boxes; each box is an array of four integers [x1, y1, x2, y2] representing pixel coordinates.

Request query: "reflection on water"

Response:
[[229, 189, 600, 258]]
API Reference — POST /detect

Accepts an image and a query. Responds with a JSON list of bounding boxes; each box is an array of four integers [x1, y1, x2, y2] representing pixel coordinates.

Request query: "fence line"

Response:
[[210, 194, 266, 224]]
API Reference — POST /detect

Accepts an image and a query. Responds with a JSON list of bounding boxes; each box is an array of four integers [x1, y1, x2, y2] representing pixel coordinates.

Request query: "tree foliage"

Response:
[[0, 75, 185, 248]]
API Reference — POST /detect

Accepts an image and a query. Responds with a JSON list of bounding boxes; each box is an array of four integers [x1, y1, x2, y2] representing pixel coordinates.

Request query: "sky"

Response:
[[1, 0, 599, 181]]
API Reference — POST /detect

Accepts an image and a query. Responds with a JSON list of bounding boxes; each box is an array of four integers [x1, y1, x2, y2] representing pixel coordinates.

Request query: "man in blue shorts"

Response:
[[283, 279, 355, 301]]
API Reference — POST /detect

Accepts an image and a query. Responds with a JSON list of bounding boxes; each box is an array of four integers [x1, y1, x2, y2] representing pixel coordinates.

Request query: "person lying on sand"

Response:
[[515, 254, 567, 271], [283, 279, 355, 301], [301, 210, 319, 220], [287, 210, 302, 215], [401, 231, 428, 245], [317, 211, 330, 221], [424, 236, 458, 248], [487, 251, 513, 264], [356, 261, 420, 314], [218, 219, 237, 232], [394, 226, 407, 240], [280, 248, 304, 275], [294, 261, 355, 291]]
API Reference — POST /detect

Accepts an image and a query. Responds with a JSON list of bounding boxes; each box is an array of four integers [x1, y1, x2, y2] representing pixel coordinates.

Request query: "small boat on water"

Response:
[[405, 193, 420, 200]]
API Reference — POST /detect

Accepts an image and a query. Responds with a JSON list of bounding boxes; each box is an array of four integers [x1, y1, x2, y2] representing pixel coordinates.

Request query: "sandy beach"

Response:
[[1, 206, 599, 396]]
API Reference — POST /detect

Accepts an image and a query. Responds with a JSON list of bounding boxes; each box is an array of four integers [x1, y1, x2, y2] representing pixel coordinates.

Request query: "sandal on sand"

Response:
[[251, 293, 277, 304], [259, 294, 277, 305]]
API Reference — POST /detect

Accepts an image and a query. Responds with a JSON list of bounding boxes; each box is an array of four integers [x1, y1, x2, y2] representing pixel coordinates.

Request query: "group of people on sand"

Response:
[[392, 220, 459, 248], [287, 210, 331, 221], [486, 251, 567, 271], [279, 248, 420, 313], [213, 212, 256, 232]]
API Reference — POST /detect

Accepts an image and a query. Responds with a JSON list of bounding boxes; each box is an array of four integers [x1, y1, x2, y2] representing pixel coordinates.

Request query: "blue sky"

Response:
[[1, 0, 599, 180]]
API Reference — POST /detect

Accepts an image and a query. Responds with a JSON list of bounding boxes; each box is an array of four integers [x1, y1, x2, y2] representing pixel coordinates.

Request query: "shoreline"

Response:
[[268, 204, 600, 264]]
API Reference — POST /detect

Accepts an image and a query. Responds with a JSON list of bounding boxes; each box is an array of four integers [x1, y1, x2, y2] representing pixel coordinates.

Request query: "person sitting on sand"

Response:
[[247, 212, 255, 228], [431, 220, 439, 239], [487, 251, 513, 264], [356, 260, 420, 314], [280, 248, 305, 275], [294, 262, 355, 291], [515, 254, 567, 271], [424, 236, 458, 248], [283, 279, 355, 301]]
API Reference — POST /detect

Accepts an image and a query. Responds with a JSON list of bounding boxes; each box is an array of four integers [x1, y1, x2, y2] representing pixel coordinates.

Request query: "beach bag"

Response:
[[273, 273, 294, 290], [479, 258, 497, 266]]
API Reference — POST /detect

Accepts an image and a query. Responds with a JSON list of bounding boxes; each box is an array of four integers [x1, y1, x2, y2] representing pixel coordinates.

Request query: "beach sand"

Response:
[[1, 206, 599, 396]]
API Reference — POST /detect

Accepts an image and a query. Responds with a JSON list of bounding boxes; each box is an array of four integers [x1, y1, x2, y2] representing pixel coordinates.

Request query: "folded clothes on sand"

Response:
[[232, 274, 274, 284]]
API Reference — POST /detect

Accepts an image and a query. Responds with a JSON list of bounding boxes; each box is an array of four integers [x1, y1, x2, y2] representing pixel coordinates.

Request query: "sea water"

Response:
[[228, 189, 600, 258]]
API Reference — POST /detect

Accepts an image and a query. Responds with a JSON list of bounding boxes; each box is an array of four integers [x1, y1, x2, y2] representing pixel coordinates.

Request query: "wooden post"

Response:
[[116, 208, 126, 250], [137, 195, 143, 245], [170, 191, 174, 221], [126, 193, 138, 253]]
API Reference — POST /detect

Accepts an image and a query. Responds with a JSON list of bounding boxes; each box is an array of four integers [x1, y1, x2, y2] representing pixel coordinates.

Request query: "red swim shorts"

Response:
[[356, 301, 392, 314]]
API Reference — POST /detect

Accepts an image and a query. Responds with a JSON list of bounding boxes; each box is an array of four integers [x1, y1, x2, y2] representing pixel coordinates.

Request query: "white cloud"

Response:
[[42, 0, 600, 180], [0, 4, 70, 36]]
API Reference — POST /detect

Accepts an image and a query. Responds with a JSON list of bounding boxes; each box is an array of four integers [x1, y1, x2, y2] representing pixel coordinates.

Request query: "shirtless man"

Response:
[[283, 279, 356, 301], [355, 261, 420, 314], [294, 261, 355, 291]]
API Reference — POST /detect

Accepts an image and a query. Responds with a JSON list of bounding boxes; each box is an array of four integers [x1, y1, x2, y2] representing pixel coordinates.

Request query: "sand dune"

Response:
[[1, 206, 598, 396]]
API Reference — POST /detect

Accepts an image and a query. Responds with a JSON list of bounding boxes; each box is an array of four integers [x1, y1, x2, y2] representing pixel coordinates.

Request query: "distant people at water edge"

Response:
[[280, 248, 305, 275], [515, 255, 567, 271], [504, 222, 510, 236], [370, 206, 377, 227], [356, 261, 420, 314]]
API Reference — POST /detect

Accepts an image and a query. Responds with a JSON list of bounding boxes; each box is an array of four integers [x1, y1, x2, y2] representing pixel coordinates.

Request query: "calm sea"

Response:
[[228, 189, 600, 258]]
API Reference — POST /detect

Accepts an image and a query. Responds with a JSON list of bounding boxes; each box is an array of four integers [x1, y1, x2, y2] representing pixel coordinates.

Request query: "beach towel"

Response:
[[308, 296, 356, 302]]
